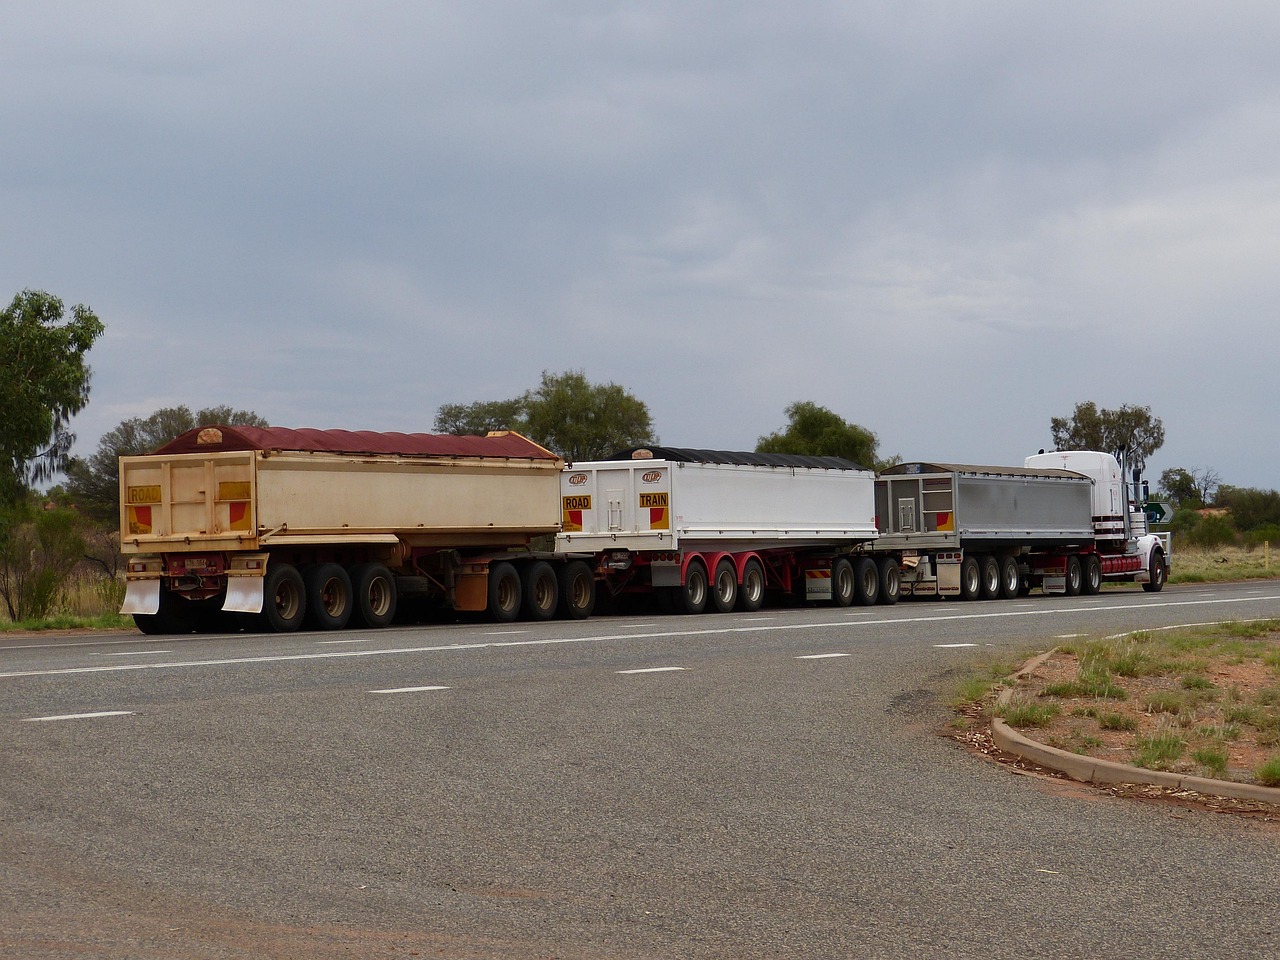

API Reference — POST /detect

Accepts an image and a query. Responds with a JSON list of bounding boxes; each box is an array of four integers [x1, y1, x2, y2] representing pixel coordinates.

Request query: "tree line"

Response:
[[2, 286, 1275, 621]]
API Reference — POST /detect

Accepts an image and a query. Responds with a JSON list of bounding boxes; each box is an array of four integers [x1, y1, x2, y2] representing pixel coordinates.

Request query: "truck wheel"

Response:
[[736, 559, 765, 612], [488, 561, 521, 622], [959, 556, 981, 601], [677, 560, 709, 615], [521, 561, 559, 621], [855, 557, 879, 606], [1065, 555, 1083, 596], [1142, 549, 1167, 593], [711, 559, 738, 613], [558, 560, 596, 620], [133, 591, 196, 635], [979, 555, 1000, 600], [877, 557, 900, 605], [302, 563, 352, 630], [260, 563, 306, 632], [351, 562, 397, 627], [998, 555, 1020, 600], [831, 558, 855, 607], [1084, 555, 1103, 595]]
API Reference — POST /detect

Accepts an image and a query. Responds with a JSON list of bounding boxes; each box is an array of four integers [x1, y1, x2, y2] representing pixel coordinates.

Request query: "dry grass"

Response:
[[1170, 544, 1279, 584], [0, 576, 132, 631]]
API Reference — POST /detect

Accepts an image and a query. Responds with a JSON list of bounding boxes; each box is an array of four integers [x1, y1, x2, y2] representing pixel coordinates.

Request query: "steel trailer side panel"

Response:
[[953, 474, 1094, 541], [121, 449, 562, 555], [874, 469, 1093, 551], [254, 453, 562, 543], [557, 460, 877, 553]]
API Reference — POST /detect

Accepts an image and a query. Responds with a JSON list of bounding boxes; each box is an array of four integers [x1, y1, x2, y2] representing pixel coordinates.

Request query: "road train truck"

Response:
[[119, 425, 597, 633], [118, 425, 1168, 634]]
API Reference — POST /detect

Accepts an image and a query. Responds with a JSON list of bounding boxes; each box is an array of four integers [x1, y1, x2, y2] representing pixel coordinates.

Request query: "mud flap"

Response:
[[223, 575, 265, 614], [121, 580, 161, 615]]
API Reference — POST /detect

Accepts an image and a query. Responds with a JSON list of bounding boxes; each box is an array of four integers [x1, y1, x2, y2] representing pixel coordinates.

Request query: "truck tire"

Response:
[[998, 555, 1020, 600], [1083, 555, 1103, 595], [711, 558, 737, 613], [133, 591, 196, 635], [854, 557, 879, 606], [1142, 549, 1167, 593], [877, 557, 900, 605], [979, 555, 1000, 600], [831, 558, 855, 607], [260, 563, 306, 632], [351, 562, 397, 627], [303, 563, 353, 630], [677, 560, 709, 615], [522, 561, 559, 621], [736, 558, 766, 612], [1065, 555, 1083, 596], [488, 561, 521, 622], [558, 560, 596, 620], [959, 556, 981, 601]]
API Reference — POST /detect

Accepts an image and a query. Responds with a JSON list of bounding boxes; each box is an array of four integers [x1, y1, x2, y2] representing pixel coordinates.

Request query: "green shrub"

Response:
[[1135, 723, 1185, 770], [1099, 712, 1138, 731], [1192, 746, 1229, 779], [1183, 514, 1238, 549], [1254, 756, 1280, 787], [997, 698, 1060, 728]]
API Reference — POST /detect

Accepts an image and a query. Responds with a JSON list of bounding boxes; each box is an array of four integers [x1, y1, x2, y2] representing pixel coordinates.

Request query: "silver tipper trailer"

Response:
[[874, 462, 1096, 598]]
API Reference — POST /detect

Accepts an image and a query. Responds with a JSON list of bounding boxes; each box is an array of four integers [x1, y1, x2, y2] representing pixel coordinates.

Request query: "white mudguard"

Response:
[[223, 576, 265, 614], [120, 580, 161, 616]]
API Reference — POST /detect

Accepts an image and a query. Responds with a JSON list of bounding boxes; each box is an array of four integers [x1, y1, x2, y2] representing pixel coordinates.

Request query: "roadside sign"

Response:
[[1145, 501, 1173, 524]]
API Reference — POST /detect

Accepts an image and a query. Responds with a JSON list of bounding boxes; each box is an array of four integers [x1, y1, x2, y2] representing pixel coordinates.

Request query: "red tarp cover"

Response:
[[152, 426, 560, 461]]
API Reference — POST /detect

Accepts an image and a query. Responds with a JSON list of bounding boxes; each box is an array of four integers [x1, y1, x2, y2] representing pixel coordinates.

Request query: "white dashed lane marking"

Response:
[[21, 711, 134, 722], [369, 685, 451, 694]]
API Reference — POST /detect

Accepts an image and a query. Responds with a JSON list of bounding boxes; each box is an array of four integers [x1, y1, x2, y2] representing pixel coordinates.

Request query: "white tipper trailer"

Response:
[[554, 447, 891, 613], [873, 450, 1168, 599], [118, 425, 598, 633]]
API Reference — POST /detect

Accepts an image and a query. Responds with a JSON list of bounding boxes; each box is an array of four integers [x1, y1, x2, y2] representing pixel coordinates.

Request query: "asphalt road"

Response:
[[3, 581, 1280, 959]]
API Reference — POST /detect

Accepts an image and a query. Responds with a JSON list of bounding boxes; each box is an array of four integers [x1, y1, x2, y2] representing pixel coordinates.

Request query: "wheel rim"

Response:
[[275, 581, 301, 621], [861, 567, 877, 596], [571, 573, 590, 609], [687, 569, 706, 607], [716, 569, 735, 605], [320, 577, 347, 617], [535, 576, 554, 612], [744, 567, 763, 604], [367, 577, 391, 618], [835, 564, 853, 603], [498, 575, 518, 613], [884, 564, 900, 597]]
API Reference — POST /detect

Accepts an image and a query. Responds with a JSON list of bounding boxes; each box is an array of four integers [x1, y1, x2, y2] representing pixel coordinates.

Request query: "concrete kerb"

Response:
[[991, 649, 1280, 806]]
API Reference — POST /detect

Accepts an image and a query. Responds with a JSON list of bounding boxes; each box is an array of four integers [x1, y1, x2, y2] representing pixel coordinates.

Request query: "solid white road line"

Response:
[[617, 667, 686, 674], [3, 593, 1278, 681], [796, 653, 852, 659], [21, 711, 134, 722]]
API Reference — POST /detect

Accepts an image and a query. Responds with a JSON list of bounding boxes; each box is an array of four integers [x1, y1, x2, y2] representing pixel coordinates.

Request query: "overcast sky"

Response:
[[5, 2, 1278, 490]]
